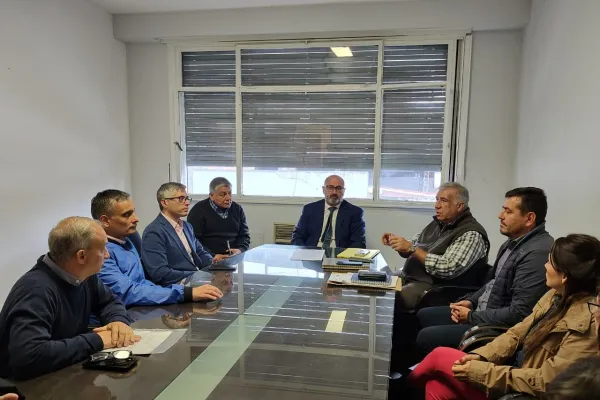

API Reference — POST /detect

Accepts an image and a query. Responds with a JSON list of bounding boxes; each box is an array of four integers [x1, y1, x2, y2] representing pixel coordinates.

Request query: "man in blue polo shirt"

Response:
[[91, 190, 223, 307]]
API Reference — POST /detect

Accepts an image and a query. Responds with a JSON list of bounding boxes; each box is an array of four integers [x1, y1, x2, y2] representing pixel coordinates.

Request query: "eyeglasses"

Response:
[[324, 185, 345, 192], [164, 196, 192, 203], [90, 350, 133, 363], [588, 301, 600, 314]]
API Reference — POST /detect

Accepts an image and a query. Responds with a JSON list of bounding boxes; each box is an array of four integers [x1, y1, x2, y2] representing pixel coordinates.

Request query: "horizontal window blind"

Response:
[[381, 88, 446, 171], [383, 45, 448, 84], [183, 92, 236, 167], [242, 92, 375, 169], [182, 51, 235, 87], [179, 42, 456, 200], [241, 46, 378, 86]]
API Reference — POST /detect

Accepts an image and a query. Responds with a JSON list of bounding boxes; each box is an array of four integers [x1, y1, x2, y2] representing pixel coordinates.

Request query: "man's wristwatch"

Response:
[[408, 243, 416, 255]]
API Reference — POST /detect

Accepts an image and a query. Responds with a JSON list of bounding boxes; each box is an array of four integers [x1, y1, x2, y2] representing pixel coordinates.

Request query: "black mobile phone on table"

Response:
[[82, 350, 138, 373], [0, 378, 25, 400], [336, 259, 363, 266], [357, 270, 388, 282]]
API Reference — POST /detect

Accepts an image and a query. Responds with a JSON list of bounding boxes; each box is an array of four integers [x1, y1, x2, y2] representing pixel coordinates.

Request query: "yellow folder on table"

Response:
[[336, 248, 380, 262]]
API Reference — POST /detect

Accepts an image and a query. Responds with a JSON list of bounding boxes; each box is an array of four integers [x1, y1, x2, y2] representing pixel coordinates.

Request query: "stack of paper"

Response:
[[322, 258, 370, 271], [101, 329, 187, 355], [291, 249, 325, 261], [327, 272, 401, 291]]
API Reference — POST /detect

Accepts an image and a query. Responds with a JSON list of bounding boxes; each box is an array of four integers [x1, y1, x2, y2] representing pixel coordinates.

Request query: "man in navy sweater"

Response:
[[92, 189, 223, 306], [0, 217, 140, 380], [187, 177, 251, 257]]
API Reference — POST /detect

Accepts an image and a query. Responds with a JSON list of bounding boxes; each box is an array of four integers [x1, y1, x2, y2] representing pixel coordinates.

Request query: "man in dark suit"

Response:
[[142, 182, 228, 286], [292, 175, 366, 249]]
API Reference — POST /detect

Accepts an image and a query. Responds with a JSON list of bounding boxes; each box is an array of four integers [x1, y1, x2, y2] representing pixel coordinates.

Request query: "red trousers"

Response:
[[409, 347, 489, 400]]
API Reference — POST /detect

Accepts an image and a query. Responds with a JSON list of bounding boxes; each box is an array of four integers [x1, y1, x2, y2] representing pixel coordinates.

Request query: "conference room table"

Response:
[[18, 244, 398, 400]]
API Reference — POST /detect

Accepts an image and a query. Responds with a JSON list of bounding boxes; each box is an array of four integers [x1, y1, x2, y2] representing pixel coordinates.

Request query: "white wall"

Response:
[[113, 0, 531, 43], [0, 0, 130, 300], [515, 0, 600, 237], [127, 30, 522, 264], [465, 30, 523, 258], [127, 44, 172, 227]]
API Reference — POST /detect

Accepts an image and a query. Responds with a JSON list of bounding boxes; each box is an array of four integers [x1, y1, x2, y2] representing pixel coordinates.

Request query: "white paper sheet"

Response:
[[328, 272, 353, 284], [100, 329, 183, 355], [290, 249, 325, 261]]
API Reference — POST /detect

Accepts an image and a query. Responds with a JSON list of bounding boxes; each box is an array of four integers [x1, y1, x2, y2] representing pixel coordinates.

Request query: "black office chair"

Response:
[[127, 231, 152, 279], [414, 260, 491, 310], [416, 284, 481, 309], [458, 324, 509, 352], [129, 230, 143, 254]]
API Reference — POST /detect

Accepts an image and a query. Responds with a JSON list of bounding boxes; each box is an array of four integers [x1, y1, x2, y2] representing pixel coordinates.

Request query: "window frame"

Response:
[[168, 34, 472, 209]]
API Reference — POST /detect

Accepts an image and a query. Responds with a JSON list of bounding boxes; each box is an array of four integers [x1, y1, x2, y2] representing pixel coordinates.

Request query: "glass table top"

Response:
[[19, 245, 395, 400]]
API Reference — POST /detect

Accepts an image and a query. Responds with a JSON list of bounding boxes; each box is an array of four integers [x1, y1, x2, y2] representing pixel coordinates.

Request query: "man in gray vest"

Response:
[[382, 182, 490, 311]]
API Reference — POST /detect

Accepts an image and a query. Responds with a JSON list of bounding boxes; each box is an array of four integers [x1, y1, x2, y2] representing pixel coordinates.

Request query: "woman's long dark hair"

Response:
[[523, 234, 600, 355]]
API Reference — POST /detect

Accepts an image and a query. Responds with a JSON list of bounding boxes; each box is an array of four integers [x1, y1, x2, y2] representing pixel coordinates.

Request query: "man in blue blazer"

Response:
[[292, 175, 366, 249], [142, 183, 229, 286]]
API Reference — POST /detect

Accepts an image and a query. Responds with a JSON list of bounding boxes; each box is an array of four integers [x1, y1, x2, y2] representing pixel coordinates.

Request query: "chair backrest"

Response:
[[415, 260, 491, 310], [438, 258, 491, 287], [128, 231, 151, 278], [497, 394, 537, 400], [128, 231, 143, 255]]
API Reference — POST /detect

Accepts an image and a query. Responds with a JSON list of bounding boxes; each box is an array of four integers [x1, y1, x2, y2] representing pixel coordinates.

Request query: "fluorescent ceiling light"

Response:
[[331, 47, 353, 57]]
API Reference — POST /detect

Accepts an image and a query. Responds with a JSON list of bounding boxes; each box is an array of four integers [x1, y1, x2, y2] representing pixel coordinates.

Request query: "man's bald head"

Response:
[[324, 175, 345, 187], [322, 175, 346, 207]]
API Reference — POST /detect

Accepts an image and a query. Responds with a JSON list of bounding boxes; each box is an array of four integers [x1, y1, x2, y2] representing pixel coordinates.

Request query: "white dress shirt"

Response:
[[317, 203, 338, 248], [162, 212, 193, 260]]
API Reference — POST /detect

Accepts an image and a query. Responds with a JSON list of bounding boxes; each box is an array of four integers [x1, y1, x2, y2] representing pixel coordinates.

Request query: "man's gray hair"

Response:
[[439, 182, 469, 206], [48, 217, 101, 264], [156, 182, 187, 210], [209, 177, 232, 194]]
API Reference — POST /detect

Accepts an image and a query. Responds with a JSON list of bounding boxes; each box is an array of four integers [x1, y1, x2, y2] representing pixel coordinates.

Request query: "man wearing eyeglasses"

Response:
[[142, 182, 229, 286], [292, 175, 366, 249]]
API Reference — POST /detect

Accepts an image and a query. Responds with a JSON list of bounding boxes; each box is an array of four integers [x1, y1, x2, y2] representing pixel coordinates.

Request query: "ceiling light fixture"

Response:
[[331, 47, 353, 57]]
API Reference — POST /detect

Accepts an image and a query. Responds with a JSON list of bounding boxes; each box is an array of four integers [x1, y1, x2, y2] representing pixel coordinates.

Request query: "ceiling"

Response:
[[88, 0, 415, 14]]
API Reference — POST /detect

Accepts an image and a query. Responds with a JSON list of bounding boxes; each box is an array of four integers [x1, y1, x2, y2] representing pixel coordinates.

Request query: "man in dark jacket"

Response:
[[415, 187, 552, 355]]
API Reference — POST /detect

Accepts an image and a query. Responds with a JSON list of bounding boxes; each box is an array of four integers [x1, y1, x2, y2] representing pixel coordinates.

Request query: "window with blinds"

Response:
[[380, 88, 446, 200], [241, 46, 378, 86], [179, 41, 455, 202], [182, 92, 237, 194]]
